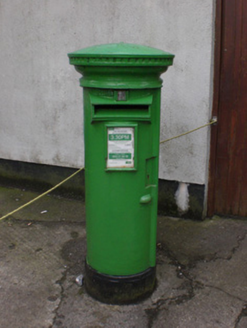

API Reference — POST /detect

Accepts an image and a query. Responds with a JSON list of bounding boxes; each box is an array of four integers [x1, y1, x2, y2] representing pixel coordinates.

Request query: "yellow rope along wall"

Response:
[[0, 118, 217, 221], [0, 167, 84, 221], [159, 118, 217, 144]]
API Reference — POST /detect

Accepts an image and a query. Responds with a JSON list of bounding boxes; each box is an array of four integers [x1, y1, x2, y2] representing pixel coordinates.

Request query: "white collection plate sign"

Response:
[[107, 127, 134, 168]]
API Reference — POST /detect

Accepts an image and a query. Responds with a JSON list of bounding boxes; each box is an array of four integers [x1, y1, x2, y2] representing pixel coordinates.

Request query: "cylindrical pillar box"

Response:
[[68, 43, 174, 304]]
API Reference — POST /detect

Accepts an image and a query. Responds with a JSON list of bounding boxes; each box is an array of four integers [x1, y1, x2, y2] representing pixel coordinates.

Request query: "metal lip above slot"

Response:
[[89, 93, 153, 122]]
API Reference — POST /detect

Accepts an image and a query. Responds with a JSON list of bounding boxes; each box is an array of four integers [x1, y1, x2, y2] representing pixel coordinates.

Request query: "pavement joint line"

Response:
[[145, 255, 196, 327], [5, 217, 86, 226], [146, 276, 246, 327], [211, 232, 247, 262], [227, 232, 247, 260], [156, 230, 247, 309], [235, 304, 247, 328], [160, 230, 247, 270], [145, 283, 195, 327], [154, 235, 247, 327], [51, 267, 70, 328], [200, 284, 247, 303]]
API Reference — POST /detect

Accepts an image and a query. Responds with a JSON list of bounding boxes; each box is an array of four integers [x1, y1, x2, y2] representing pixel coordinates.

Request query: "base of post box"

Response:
[[84, 262, 156, 304]]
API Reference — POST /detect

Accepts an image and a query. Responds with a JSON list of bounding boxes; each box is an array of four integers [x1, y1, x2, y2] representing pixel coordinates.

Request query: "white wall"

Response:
[[0, 0, 214, 185]]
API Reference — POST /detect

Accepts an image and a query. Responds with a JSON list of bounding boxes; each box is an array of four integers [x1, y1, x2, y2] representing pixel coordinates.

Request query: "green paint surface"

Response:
[[69, 43, 174, 276]]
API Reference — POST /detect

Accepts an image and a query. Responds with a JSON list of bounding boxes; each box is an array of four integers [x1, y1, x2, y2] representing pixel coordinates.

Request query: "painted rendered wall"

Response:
[[0, 0, 214, 185]]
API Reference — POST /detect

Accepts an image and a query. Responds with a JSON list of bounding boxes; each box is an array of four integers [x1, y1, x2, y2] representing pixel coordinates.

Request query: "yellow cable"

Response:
[[159, 119, 217, 144], [0, 167, 84, 221], [0, 119, 217, 222]]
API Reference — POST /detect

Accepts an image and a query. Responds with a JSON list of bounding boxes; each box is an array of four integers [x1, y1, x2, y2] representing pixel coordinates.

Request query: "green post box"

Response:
[[68, 43, 174, 304]]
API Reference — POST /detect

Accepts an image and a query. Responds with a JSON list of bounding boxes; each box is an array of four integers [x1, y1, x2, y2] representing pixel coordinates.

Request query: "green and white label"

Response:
[[107, 127, 134, 168]]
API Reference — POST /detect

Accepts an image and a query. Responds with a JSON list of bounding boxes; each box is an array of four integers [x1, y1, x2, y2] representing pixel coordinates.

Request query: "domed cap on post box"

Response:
[[68, 42, 174, 67], [68, 43, 174, 89]]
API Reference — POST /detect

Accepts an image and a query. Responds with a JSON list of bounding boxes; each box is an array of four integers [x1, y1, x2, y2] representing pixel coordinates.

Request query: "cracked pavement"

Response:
[[0, 185, 247, 327]]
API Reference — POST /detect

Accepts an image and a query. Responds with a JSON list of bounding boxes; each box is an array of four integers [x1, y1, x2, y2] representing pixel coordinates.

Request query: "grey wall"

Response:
[[0, 0, 214, 185]]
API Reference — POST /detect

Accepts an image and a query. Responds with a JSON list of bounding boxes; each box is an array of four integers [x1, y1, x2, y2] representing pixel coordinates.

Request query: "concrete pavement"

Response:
[[0, 185, 247, 328]]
